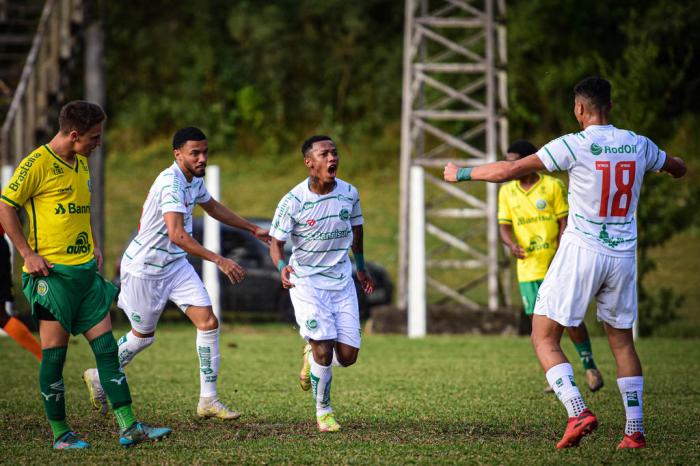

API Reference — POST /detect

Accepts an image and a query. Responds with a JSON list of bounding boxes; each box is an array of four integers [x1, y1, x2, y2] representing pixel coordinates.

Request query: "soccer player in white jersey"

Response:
[[444, 77, 686, 449], [84, 127, 270, 420], [269, 135, 374, 432]]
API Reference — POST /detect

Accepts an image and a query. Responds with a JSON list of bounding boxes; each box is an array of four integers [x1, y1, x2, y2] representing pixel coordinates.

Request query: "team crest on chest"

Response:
[[535, 199, 547, 210], [339, 208, 350, 221]]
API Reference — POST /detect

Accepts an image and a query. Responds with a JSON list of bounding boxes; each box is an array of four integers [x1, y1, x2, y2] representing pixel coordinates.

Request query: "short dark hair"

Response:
[[172, 127, 207, 150], [58, 101, 106, 135], [574, 76, 611, 111], [507, 140, 538, 159], [301, 135, 333, 157]]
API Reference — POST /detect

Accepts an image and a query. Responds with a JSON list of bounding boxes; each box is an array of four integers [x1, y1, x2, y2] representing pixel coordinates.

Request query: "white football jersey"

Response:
[[270, 178, 363, 290], [537, 124, 666, 256], [121, 162, 211, 277]]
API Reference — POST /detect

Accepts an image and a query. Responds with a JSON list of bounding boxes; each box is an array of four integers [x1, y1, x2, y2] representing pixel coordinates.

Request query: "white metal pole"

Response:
[[203, 165, 221, 323], [408, 165, 426, 338]]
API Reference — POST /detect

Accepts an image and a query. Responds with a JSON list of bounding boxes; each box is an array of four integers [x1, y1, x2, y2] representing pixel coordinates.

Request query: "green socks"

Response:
[[89, 332, 133, 411], [574, 339, 597, 370], [40, 347, 70, 440], [114, 405, 137, 431]]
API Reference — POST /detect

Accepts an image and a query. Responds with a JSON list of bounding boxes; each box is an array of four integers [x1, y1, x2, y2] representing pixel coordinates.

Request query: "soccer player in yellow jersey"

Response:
[[0, 101, 170, 449], [498, 140, 603, 393]]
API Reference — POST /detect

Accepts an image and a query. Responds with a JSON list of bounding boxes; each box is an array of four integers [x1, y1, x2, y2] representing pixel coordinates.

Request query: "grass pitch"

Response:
[[1, 322, 698, 464]]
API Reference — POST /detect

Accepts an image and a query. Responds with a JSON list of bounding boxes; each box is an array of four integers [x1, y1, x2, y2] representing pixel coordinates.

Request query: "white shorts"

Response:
[[289, 279, 361, 348], [117, 262, 212, 333], [533, 234, 637, 329]]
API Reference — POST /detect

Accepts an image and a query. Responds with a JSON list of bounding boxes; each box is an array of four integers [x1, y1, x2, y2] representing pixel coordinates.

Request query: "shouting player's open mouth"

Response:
[[328, 163, 338, 177]]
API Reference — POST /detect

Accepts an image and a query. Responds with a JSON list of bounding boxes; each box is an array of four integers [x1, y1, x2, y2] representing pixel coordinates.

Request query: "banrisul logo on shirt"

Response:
[[67, 231, 91, 254], [591, 143, 636, 155]]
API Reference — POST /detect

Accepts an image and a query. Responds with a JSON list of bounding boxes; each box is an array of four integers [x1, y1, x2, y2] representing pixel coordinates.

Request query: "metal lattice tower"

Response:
[[398, 0, 509, 325]]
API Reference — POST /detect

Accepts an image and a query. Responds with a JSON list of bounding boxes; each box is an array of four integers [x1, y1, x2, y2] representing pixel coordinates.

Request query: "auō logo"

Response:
[[590, 143, 602, 155], [37, 280, 49, 296], [66, 232, 91, 254], [55, 203, 66, 215], [535, 199, 547, 210], [339, 208, 350, 221], [306, 319, 318, 330], [526, 235, 550, 253]]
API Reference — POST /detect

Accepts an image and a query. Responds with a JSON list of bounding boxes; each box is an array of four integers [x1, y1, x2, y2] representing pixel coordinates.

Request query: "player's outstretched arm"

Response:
[[660, 156, 687, 178], [163, 211, 245, 284], [0, 201, 52, 276], [199, 198, 271, 245], [270, 237, 294, 289], [444, 154, 546, 183], [351, 225, 374, 295]]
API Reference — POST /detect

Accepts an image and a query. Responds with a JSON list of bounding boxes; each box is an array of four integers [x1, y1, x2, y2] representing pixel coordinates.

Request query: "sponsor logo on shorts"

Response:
[[37, 280, 49, 296], [535, 199, 547, 210], [306, 319, 318, 330], [130, 312, 141, 323], [339, 208, 350, 221], [626, 391, 640, 407], [66, 232, 91, 255]]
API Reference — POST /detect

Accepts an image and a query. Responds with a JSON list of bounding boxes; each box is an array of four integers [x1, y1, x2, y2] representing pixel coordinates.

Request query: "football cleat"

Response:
[[299, 343, 312, 391], [618, 432, 646, 449], [119, 422, 171, 447], [585, 368, 604, 392], [82, 368, 109, 416], [53, 431, 90, 449], [317, 412, 341, 433], [556, 408, 598, 449], [196, 398, 241, 420]]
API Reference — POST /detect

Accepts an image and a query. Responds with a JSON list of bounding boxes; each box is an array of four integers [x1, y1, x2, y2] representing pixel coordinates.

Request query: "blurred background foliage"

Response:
[[100, 0, 699, 335]]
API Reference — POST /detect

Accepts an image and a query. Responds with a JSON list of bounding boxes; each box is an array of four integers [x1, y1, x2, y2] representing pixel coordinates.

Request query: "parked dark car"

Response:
[[113, 218, 393, 321]]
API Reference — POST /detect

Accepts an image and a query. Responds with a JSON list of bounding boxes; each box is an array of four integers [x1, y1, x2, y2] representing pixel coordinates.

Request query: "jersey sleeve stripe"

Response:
[[561, 138, 577, 161], [1, 195, 20, 208], [497, 218, 512, 223], [652, 148, 660, 170], [543, 147, 561, 171]]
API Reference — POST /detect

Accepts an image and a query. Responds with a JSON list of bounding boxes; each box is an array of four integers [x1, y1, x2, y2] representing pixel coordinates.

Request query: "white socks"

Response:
[[617, 376, 644, 435], [196, 328, 220, 398], [116, 330, 155, 367], [310, 355, 333, 416], [546, 363, 587, 418]]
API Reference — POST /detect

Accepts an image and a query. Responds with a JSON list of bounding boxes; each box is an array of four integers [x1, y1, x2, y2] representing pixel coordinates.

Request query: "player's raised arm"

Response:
[[660, 156, 687, 178], [163, 211, 245, 284], [444, 153, 547, 184], [199, 198, 270, 245]]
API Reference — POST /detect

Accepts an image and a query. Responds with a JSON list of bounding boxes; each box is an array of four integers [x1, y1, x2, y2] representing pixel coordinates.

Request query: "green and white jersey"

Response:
[[537, 125, 666, 256], [271, 178, 363, 290], [121, 162, 211, 278]]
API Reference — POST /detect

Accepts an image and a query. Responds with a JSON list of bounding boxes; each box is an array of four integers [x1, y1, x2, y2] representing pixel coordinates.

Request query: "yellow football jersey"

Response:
[[1, 144, 94, 268], [498, 173, 568, 282]]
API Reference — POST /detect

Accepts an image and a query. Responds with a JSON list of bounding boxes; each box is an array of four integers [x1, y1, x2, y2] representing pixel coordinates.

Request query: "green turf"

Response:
[[1, 323, 698, 464]]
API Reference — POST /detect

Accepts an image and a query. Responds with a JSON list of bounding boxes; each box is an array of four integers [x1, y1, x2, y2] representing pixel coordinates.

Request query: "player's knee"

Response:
[[313, 346, 334, 366], [337, 352, 358, 367], [196, 314, 219, 331]]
